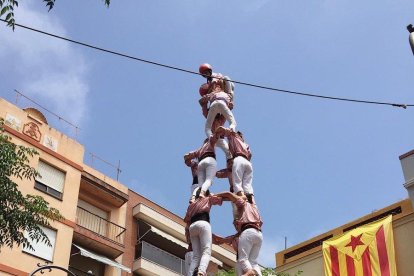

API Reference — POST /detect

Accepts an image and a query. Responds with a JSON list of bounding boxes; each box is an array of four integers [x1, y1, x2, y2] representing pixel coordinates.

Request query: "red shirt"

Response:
[[209, 73, 226, 93], [184, 196, 223, 225], [234, 198, 263, 233], [199, 72, 233, 113], [224, 130, 251, 160], [185, 136, 217, 161], [209, 91, 232, 107]]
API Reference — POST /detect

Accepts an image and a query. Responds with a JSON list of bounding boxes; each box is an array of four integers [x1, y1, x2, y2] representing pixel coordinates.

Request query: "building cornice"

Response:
[[4, 125, 83, 172]]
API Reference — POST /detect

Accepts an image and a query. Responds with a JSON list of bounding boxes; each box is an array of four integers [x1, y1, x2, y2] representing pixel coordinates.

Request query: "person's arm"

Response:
[[223, 76, 234, 98], [213, 233, 236, 245], [199, 95, 210, 105], [209, 194, 224, 206], [209, 130, 221, 145], [216, 168, 228, 178], [190, 161, 198, 176], [215, 191, 239, 202], [247, 145, 252, 160], [202, 106, 208, 118], [215, 126, 233, 138], [212, 233, 224, 245], [184, 151, 198, 166], [227, 158, 233, 168], [199, 97, 209, 118], [185, 226, 190, 243]]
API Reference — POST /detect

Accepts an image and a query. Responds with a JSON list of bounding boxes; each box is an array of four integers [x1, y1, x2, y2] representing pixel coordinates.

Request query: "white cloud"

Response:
[[0, 0, 89, 125]]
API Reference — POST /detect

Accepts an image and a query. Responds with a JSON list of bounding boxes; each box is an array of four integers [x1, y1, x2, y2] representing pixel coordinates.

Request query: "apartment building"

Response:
[[0, 97, 236, 276], [274, 149, 414, 275], [122, 190, 236, 276]]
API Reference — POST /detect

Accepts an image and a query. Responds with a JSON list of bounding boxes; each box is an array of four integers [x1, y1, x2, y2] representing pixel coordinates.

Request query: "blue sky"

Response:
[[1, 0, 414, 267]]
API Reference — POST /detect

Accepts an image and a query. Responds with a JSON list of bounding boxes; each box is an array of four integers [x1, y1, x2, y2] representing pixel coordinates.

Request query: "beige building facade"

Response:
[[1, 98, 85, 276], [0, 97, 235, 276]]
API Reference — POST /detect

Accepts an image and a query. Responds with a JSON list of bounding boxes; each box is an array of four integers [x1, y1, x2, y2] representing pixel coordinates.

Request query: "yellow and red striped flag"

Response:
[[323, 215, 397, 276]]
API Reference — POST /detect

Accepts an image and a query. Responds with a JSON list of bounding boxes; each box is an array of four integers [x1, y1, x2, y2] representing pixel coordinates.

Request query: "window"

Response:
[[35, 161, 65, 199], [22, 226, 57, 262]]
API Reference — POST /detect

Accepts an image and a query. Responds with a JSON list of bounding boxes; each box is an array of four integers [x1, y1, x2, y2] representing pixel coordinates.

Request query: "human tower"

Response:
[[183, 64, 263, 276]]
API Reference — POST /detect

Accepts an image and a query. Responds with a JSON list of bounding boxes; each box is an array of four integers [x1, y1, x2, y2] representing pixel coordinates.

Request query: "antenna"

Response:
[[89, 152, 122, 181], [13, 89, 80, 137]]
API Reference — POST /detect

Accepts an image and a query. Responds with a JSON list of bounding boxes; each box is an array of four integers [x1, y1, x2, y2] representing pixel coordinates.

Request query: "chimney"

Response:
[[400, 149, 414, 207]]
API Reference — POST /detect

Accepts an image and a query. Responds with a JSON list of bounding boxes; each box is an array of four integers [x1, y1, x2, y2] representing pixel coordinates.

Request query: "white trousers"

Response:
[[185, 251, 193, 276], [235, 262, 243, 276], [198, 157, 217, 193], [205, 100, 236, 137], [232, 156, 254, 194], [216, 138, 232, 160], [189, 221, 212, 276], [191, 184, 200, 197], [238, 228, 263, 276]]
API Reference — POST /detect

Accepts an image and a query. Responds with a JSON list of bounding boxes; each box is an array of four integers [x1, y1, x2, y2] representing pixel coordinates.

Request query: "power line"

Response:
[[14, 89, 80, 134], [13, 89, 123, 179], [2, 19, 413, 109]]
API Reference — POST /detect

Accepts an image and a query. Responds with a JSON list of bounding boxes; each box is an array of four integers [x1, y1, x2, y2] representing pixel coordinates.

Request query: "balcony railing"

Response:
[[135, 241, 185, 275], [76, 206, 126, 245]]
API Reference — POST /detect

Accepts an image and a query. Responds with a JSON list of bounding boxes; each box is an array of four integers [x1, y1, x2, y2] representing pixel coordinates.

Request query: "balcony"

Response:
[[134, 241, 184, 276], [80, 171, 128, 208], [73, 206, 126, 258], [133, 203, 236, 266], [76, 206, 126, 244]]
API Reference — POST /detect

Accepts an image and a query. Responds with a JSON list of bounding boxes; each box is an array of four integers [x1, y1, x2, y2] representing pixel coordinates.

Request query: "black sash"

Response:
[[199, 153, 216, 161], [190, 212, 210, 224], [241, 223, 261, 233]]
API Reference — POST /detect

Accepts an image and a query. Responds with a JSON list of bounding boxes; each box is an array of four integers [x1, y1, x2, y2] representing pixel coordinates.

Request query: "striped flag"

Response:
[[323, 215, 397, 276]]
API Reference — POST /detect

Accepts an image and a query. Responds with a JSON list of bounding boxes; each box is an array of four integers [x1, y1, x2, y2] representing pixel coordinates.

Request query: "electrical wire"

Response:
[[14, 89, 80, 131], [2, 19, 413, 109]]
